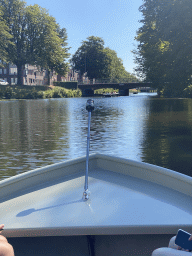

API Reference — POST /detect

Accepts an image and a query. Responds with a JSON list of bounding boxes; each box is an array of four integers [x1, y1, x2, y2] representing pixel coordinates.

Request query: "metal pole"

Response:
[[85, 110, 91, 191], [83, 99, 94, 200]]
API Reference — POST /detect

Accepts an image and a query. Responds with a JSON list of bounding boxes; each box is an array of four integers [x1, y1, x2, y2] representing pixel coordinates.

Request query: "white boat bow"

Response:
[[0, 153, 191, 239]]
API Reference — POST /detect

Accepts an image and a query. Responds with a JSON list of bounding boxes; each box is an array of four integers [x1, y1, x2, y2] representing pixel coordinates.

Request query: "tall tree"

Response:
[[0, 0, 69, 85], [104, 47, 137, 82], [25, 5, 70, 85], [71, 36, 109, 80], [0, 6, 12, 65], [71, 36, 135, 82], [0, 0, 26, 82], [134, 0, 192, 96]]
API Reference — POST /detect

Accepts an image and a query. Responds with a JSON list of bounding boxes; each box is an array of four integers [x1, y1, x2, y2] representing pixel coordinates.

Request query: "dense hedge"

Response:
[[53, 81, 78, 90]]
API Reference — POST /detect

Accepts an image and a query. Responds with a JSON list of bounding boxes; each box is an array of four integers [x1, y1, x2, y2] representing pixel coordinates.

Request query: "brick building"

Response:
[[0, 64, 51, 85], [57, 69, 79, 82], [0, 64, 88, 86]]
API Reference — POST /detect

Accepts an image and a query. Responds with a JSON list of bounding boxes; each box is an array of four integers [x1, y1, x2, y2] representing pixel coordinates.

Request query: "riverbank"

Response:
[[0, 85, 143, 100], [0, 85, 82, 100]]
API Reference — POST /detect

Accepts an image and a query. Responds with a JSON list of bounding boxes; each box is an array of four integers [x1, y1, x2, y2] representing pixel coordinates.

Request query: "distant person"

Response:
[[0, 224, 14, 256], [152, 234, 192, 255]]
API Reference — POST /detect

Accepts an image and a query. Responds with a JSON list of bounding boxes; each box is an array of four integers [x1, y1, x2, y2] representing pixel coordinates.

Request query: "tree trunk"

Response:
[[78, 73, 83, 84], [17, 64, 24, 85], [47, 70, 50, 86]]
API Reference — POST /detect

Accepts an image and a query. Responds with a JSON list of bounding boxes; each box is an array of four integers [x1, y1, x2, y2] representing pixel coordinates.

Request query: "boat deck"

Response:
[[1, 168, 192, 237], [0, 154, 192, 255]]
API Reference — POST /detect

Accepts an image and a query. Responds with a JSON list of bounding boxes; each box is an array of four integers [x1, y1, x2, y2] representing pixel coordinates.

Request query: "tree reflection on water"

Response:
[[0, 94, 192, 180]]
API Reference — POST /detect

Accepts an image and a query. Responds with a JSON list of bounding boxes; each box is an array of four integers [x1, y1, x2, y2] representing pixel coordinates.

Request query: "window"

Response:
[[3, 69, 7, 74], [9, 68, 17, 75], [11, 78, 15, 84], [0, 69, 2, 74], [28, 70, 33, 75], [11, 78, 17, 84]]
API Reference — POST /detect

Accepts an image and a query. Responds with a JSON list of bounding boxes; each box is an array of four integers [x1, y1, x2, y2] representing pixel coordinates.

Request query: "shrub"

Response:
[[43, 89, 53, 98], [0, 85, 82, 99], [73, 89, 82, 97], [48, 87, 82, 98], [37, 91, 44, 99], [183, 85, 192, 98], [65, 90, 73, 98], [52, 87, 64, 98], [0, 90, 4, 98], [4, 87, 14, 99], [94, 88, 118, 94]]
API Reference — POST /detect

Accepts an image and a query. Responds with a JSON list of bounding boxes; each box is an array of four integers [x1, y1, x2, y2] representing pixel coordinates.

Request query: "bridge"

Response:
[[78, 81, 154, 96]]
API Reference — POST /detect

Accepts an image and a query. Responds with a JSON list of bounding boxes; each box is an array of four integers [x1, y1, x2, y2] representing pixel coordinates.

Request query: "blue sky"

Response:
[[25, 0, 143, 74]]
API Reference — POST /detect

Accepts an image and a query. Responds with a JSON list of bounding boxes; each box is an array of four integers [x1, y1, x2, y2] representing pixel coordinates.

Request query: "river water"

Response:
[[0, 92, 192, 180]]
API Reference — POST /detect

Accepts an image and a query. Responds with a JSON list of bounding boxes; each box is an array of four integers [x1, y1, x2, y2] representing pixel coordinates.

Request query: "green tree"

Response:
[[134, 0, 192, 97], [104, 47, 137, 82], [0, 0, 69, 85], [0, 6, 12, 64], [71, 36, 136, 82], [26, 6, 70, 84], [71, 36, 109, 80], [42, 26, 70, 85]]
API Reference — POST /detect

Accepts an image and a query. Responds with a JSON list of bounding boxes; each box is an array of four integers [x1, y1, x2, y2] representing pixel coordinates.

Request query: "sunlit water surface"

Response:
[[1, 92, 192, 180]]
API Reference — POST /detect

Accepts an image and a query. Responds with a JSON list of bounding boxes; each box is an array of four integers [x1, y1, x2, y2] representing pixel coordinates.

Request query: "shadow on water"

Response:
[[141, 98, 192, 177]]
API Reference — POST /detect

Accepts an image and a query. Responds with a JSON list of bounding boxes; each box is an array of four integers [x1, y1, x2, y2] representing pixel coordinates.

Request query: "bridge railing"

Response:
[[78, 78, 139, 85]]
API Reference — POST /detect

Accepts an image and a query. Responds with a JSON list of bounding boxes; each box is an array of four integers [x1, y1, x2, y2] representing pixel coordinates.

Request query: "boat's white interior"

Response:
[[0, 154, 191, 237], [0, 154, 192, 255]]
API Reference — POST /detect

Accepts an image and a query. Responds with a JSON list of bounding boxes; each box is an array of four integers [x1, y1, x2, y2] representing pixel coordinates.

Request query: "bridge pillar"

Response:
[[82, 89, 94, 97], [119, 89, 129, 96]]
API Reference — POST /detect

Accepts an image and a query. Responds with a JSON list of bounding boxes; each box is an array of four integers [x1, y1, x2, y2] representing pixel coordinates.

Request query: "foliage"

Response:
[[71, 36, 137, 82], [134, 0, 192, 97], [31, 8, 70, 84], [104, 48, 137, 82], [0, 85, 82, 99], [53, 81, 78, 90], [4, 87, 14, 99], [183, 85, 192, 98], [0, 0, 69, 85], [0, 6, 12, 64], [94, 88, 119, 94], [43, 87, 82, 98], [71, 36, 109, 80]]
